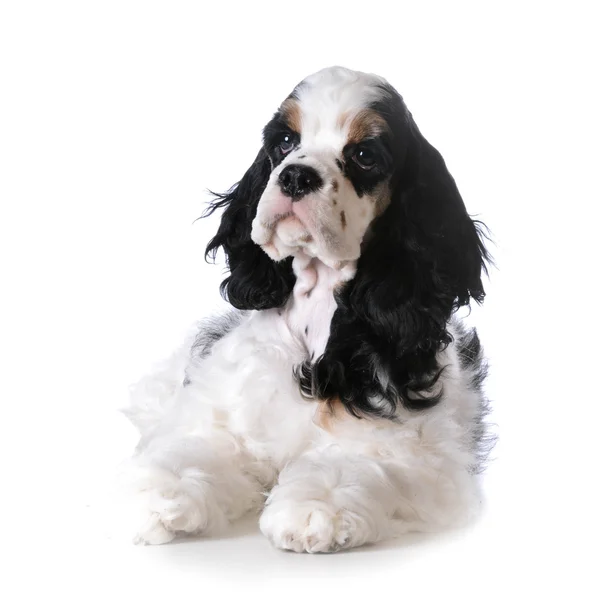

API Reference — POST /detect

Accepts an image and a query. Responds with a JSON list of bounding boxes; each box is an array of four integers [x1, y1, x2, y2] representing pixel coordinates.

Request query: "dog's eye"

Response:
[[353, 146, 376, 170], [279, 133, 296, 154]]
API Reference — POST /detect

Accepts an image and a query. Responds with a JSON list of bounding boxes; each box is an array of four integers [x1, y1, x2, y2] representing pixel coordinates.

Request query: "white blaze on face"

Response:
[[251, 67, 390, 270]]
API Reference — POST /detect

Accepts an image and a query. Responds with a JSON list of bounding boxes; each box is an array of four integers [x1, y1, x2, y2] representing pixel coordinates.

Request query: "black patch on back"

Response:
[[454, 321, 496, 474], [190, 310, 247, 362]]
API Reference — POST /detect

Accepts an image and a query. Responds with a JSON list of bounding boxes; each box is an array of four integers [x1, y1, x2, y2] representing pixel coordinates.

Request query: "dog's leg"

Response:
[[126, 432, 264, 545], [259, 448, 396, 553], [259, 443, 479, 553]]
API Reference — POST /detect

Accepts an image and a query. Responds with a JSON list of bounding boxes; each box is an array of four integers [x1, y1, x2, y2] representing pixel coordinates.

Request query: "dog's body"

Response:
[[125, 66, 492, 552]]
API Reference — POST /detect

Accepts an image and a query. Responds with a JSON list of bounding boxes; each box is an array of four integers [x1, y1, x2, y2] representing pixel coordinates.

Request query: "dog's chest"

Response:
[[283, 256, 356, 361]]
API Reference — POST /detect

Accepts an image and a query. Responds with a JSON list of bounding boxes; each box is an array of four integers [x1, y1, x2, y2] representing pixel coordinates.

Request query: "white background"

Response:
[[1, 1, 599, 590]]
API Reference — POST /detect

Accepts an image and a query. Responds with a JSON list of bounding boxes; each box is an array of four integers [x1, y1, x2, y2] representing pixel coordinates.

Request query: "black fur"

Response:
[[305, 84, 491, 418], [341, 137, 394, 197], [204, 147, 295, 310], [263, 112, 301, 167]]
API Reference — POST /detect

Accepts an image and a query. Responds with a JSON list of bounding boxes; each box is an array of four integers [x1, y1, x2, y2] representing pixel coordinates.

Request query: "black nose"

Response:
[[278, 164, 323, 200]]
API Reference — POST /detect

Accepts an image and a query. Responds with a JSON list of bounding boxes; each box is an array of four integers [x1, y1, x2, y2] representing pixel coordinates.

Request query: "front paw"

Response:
[[133, 509, 178, 546], [259, 500, 362, 553], [132, 486, 207, 545], [126, 465, 223, 546]]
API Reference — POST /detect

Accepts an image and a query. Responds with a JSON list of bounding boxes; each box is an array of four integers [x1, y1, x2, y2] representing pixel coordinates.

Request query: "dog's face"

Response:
[[251, 68, 396, 269]]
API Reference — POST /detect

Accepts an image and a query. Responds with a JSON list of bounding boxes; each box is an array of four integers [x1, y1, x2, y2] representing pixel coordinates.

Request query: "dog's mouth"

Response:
[[251, 186, 356, 269], [251, 204, 315, 261]]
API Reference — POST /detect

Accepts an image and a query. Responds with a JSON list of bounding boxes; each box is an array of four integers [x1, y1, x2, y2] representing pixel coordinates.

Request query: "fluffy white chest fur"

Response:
[[286, 255, 356, 360]]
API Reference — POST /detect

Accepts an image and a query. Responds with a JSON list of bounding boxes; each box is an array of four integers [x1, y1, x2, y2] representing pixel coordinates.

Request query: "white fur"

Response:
[[123, 66, 486, 552]]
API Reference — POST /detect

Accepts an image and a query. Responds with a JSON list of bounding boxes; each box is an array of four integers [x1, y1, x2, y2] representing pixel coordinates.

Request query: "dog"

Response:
[[124, 66, 493, 553]]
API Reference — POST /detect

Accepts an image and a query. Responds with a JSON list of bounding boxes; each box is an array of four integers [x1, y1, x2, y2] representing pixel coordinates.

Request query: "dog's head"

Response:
[[207, 66, 487, 309], [206, 66, 489, 415], [250, 68, 395, 269]]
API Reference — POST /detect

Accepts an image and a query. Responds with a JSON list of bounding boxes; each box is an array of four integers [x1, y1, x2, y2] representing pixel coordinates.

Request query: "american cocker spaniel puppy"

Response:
[[125, 66, 492, 553]]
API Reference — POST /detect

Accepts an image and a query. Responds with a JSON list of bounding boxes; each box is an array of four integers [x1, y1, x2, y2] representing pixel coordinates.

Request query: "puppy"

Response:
[[125, 66, 492, 553]]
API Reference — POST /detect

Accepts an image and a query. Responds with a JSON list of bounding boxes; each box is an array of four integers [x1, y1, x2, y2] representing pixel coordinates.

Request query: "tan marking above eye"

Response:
[[332, 179, 339, 192], [347, 109, 388, 145], [280, 98, 302, 134]]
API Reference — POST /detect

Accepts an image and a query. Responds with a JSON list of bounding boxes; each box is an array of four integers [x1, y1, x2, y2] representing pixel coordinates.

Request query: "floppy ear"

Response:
[[205, 149, 295, 310], [309, 107, 490, 418]]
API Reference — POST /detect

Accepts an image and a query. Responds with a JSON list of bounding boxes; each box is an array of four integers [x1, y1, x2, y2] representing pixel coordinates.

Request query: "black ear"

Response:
[[309, 93, 490, 418], [205, 149, 295, 310]]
